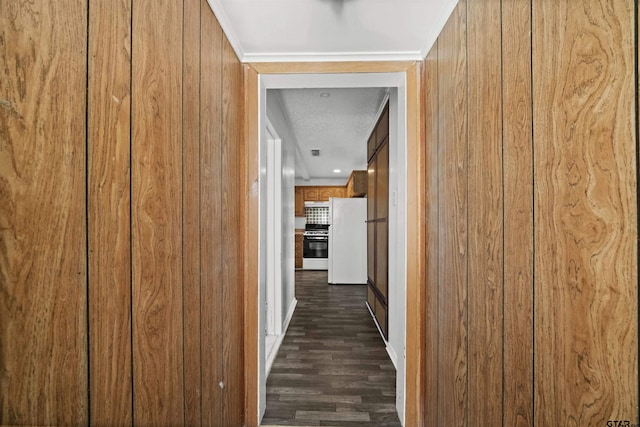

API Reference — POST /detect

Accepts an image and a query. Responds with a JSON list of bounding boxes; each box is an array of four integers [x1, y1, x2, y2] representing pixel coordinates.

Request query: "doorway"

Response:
[[244, 62, 425, 427]]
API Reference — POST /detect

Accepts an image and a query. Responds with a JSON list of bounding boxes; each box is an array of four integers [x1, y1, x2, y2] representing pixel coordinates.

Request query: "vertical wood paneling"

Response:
[[404, 62, 426, 426], [423, 40, 440, 427], [502, 0, 534, 425], [436, 2, 468, 426], [466, 0, 503, 425], [533, 0, 638, 424], [0, 2, 88, 425], [131, 0, 184, 424], [222, 36, 245, 426], [88, 0, 133, 424], [200, 3, 224, 425], [182, 0, 202, 424], [243, 64, 260, 427]]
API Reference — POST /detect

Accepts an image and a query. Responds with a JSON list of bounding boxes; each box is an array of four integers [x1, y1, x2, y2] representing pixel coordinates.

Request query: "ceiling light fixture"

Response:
[[333, 169, 341, 173]]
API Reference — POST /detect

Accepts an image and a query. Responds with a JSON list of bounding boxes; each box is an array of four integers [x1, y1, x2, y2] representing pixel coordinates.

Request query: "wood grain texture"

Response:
[[200, 3, 224, 425], [436, 2, 468, 426], [375, 139, 390, 221], [88, 0, 133, 424], [221, 35, 244, 426], [243, 64, 260, 427], [182, 0, 202, 424], [375, 221, 389, 301], [0, 1, 88, 425], [404, 62, 426, 427], [422, 40, 439, 427], [367, 222, 375, 284], [375, 142, 389, 302], [533, 0, 638, 424], [466, 0, 504, 424], [131, 0, 184, 424], [501, 0, 534, 425]]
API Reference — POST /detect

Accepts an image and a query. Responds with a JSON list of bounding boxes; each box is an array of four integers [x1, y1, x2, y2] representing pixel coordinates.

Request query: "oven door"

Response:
[[303, 235, 328, 258]]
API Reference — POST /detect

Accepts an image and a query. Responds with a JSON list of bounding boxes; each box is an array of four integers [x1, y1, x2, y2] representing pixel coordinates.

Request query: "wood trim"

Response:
[[242, 61, 424, 426], [221, 34, 245, 425], [422, 40, 440, 427], [249, 61, 416, 74], [243, 64, 260, 427], [404, 62, 426, 427]]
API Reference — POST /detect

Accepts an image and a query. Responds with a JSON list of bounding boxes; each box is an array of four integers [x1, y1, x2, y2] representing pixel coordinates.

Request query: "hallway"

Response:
[[262, 271, 401, 426]]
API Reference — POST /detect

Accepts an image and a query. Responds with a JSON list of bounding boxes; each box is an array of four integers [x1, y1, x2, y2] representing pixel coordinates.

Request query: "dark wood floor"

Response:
[[262, 270, 401, 427]]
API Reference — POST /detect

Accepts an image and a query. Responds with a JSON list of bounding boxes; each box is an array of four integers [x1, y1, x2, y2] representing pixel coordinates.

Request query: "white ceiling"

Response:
[[271, 88, 388, 180], [207, 0, 459, 62], [209, 0, 458, 181]]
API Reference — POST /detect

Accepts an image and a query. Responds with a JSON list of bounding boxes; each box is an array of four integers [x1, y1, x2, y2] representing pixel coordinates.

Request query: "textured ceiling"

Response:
[[272, 88, 388, 180], [207, 0, 459, 62]]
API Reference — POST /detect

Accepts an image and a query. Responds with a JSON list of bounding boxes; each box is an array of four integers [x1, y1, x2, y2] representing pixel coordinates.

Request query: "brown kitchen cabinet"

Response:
[[295, 231, 303, 268], [303, 187, 320, 202], [294, 187, 304, 217], [366, 100, 389, 339], [298, 185, 346, 203], [318, 186, 345, 200], [346, 170, 367, 198]]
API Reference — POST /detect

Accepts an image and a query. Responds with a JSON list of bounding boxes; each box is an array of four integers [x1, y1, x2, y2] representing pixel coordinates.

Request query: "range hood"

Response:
[[304, 201, 329, 208]]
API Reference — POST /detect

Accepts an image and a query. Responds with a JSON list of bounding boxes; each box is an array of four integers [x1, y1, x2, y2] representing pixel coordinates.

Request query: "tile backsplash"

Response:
[[305, 207, 329, 224]]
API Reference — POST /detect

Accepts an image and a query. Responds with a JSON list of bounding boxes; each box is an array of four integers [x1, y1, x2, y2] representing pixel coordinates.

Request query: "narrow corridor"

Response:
[[262, 271, 401, 426]]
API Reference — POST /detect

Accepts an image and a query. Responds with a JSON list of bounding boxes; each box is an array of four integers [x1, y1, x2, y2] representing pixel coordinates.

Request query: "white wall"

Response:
[[267, 91, 297, 327]]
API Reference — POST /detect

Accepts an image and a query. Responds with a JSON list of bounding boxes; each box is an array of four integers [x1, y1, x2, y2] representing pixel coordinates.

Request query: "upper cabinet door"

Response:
[[294, 187, 304, 216], [318, 187, 333, 201], [304, 187, 320, 201]]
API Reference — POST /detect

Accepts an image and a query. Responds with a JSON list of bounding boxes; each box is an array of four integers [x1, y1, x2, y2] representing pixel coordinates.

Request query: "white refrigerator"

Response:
[[328, 197, 367, 284]]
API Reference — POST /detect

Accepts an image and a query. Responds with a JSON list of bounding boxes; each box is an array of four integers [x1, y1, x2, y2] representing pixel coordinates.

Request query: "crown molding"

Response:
[[419, 0, 459, 58], [242, 51, 423, 64], [207, 0, 458, 64], [206, 0, 245, 61]]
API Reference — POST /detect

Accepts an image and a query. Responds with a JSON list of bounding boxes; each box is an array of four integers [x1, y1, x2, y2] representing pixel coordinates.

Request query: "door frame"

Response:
[[265, 118, 283, 337], [243, 61, 425, 427]]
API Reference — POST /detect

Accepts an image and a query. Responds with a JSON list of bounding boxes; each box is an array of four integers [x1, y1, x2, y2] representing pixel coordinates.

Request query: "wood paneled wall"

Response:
[[88, 0, 133, 424], [0, 2, 89, 424], [532, 1, 637, 424], [422, 0, 638, 425], [1, 0, 244, 425]]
